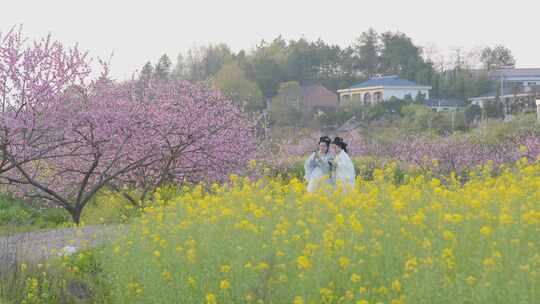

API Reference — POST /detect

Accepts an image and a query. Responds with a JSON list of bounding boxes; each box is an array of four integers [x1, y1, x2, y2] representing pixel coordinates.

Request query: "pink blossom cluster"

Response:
[[0, 28, 256, 222], [275, 131, 540, 176]]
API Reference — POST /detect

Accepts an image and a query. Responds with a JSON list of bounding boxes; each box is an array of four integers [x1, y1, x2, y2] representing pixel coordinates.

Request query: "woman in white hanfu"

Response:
[[329, 137, 356, 190], [304, 136, 333, 193]]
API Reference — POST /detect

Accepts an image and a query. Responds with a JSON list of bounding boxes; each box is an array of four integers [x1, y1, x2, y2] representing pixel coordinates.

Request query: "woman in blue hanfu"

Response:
[[329, 137, 356, 191], [304, 136, 333, 192]]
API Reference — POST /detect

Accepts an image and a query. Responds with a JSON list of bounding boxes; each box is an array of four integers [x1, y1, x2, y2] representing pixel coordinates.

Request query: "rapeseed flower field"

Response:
[[100, 160, 540, 303]]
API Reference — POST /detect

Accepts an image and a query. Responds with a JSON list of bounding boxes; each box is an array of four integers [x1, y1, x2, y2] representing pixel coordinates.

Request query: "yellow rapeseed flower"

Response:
[[392, 280, 402, 292], [220, 265, 231, 273], [465, 276, 477, 286], [351, 273, 362, 283], [483, 258, 495, 268], [405, 258, 418, 272], [339, 257, 350, 269], [220, 279, 230, 290], [244, 293, 254, 302], [161, 270, 171, 281], [480, 226, 492, 236], [297, 256, 312, 270], [255, 262, 270, 271], [206, 293, 217, 304], [187, 276, 196, 288], [443, 230, 455, 241]]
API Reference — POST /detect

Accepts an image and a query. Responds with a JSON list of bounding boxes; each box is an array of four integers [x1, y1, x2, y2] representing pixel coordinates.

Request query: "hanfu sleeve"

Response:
[[304, 152, 316, 181], [336, 153, 356, 187]]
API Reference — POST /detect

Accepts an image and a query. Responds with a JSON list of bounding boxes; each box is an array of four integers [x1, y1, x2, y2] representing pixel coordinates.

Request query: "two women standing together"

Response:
[[304, 136, 356, 192]]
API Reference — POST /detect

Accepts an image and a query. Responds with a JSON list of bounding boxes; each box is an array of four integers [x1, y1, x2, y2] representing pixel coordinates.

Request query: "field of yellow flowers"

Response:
[[100, 160, 540, 304]]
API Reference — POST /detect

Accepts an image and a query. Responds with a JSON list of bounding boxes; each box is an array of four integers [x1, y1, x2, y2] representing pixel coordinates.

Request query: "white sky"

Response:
[[2, 0, 539, 79]]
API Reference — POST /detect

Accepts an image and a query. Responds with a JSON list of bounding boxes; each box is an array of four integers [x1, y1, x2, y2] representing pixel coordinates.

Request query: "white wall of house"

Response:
[[382, 88, 430, 100], [339, 87, 431, 104], [471, 100, 486, 107]]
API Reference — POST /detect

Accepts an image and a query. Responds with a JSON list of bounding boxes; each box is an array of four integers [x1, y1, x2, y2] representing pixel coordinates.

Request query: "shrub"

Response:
[[0, 194, 70, 234], [0, 249, 109, 303], [81, 190, 141, 225]]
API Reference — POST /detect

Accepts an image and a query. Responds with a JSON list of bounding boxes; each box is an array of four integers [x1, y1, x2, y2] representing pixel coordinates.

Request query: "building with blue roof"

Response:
[[337, 75, 431, 105], [469, 68, 540, 110]]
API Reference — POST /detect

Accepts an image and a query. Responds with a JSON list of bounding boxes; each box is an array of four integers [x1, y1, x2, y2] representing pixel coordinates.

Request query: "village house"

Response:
[[469, 68, 540, 111], [337, 75, 431, 105], [300, 84, 339, 113], [276, 83, 339, 117], [423, 98, 465, 112]]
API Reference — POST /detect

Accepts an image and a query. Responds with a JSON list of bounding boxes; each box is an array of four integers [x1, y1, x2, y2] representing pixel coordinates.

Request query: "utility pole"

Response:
[[263, 97, 271, 140], [263, 110, 268, 140], [451, 109, 455, 131], [500, 68, 505, 117], [499, 65, 515, 118]]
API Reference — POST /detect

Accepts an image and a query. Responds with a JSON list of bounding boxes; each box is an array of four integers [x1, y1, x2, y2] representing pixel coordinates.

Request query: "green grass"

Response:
[[0, 188, 143, 236], [0, 248, 111, 304], [0, 194, 70, 236]]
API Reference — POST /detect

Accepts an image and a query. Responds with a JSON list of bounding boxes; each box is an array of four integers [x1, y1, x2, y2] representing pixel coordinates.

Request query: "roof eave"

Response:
[[338, 85, 431, 92], [338, 86, 384, 93], [384, 85, 432, 90], [469, 93, 534, 101]]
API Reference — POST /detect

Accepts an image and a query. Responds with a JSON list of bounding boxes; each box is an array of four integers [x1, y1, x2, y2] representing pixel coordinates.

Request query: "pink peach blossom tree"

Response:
[[0, 28, 257, 223]]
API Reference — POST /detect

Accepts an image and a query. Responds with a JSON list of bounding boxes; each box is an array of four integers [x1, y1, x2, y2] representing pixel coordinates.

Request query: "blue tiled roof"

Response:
[[347, 75, 426, 89]]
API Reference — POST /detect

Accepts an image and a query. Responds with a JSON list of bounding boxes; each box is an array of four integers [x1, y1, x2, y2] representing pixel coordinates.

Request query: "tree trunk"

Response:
[[121, 191, 141, 208], [71, 207, 82, 225]]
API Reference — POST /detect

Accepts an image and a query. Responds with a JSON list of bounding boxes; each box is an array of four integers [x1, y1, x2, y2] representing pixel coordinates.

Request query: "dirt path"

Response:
[[0, 225, 123, 268]]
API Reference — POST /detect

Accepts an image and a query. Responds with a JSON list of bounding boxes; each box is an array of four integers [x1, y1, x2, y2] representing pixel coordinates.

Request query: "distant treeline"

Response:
[[137, 29, 515, 112]]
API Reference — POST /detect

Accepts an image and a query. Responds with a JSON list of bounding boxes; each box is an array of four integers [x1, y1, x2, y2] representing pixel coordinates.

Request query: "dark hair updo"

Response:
[[332, 136, 348, 153], [319, 136, 331, 146]]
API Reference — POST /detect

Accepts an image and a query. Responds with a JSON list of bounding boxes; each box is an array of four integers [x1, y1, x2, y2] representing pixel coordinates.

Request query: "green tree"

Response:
[[401, 104, 435, 132], [379, 31, 421, 76], [179, 44, 234, 81], [464, 104, 482, 126], [285, 38, 320, 84], [155, 54, 172, 80], [172, 53, 187, 80], [135, 61, 154, 100], [437, 70, 492, 100], [401, 104, 461, 134], [415, 91, 427, 103], [354, 28, 380, 78], [480, 45, 515, 70], [378, 31, 435, 90], [255, 37, 289, 68], [183, 47, 206, 81], [311, 40, 347, 91], [269, 81, 303, 126], [204, 44, 234, 77], [252, 57, 283, 98], [484, 100, 505, 118], [139, 61, 154, 81], [214, 62, 264, 113], [338, 47, 364, 89]]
